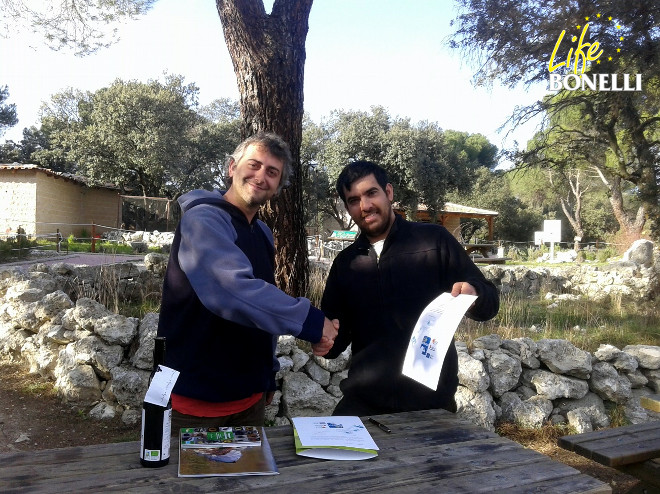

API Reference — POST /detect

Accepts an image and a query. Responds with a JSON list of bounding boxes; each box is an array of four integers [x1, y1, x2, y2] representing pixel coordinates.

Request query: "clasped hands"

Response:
[[312, 317, 339, 356]]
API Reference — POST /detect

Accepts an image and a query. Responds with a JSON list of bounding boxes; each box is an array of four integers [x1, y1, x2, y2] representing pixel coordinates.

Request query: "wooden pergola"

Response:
[[395, 202, 499, 242]]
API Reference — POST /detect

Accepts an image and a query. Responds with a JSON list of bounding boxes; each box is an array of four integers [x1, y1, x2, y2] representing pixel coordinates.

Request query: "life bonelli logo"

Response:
[[548, 13, 641, 92]]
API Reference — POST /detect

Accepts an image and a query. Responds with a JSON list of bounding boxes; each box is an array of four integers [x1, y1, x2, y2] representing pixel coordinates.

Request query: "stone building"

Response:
[[0, 164, 120, 239]]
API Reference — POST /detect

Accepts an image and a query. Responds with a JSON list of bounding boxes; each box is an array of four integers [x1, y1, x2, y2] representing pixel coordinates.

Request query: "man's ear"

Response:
[[385, 183, 394, 202], [227, 158, 236, 177]]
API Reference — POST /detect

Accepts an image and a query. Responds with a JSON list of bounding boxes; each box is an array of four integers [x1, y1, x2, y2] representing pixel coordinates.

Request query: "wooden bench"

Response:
[[640, 394, 660, 413], [558, 421, 660, 492]]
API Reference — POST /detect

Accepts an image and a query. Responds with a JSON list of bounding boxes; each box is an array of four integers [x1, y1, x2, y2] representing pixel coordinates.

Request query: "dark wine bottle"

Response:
[[140, 336, 172, 467]]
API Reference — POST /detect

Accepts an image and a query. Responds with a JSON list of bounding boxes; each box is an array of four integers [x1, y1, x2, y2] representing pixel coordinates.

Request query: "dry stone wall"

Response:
[[0, 243, 659, 432]]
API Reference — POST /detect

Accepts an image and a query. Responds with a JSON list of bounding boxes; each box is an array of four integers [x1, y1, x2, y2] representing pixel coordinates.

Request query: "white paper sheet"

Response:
[[144, 365, 179, 407], [402, 292, 477, 390]]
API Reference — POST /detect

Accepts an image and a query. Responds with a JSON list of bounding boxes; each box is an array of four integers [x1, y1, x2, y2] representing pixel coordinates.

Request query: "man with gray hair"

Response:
[[158, 131, 338, 429]]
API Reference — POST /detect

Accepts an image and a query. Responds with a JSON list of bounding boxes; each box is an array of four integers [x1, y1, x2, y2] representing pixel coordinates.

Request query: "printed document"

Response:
[[292, 416, 379, 460], [402, 292, 477, 390]]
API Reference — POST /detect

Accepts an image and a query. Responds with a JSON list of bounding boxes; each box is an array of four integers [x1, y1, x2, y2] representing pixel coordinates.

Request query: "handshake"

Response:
[[311, 317, 339, 356]]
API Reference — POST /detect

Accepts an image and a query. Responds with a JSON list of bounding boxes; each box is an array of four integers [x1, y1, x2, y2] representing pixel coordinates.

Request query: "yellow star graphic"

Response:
[[620, 36, 624, 41], [608, 56, 612, 61], [597, 60, 601, 64], [597, 13, 601, 18], [577, 25, 581, 29], [608, 16, 613, 21], [617, 48, 621, 52], [617, 25, 621, 29], [585, 17, 589, 21]]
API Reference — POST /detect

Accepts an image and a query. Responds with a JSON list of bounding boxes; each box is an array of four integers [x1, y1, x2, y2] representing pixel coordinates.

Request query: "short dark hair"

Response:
[[226, 131, 293, 193], [336, 160, 389, 204]]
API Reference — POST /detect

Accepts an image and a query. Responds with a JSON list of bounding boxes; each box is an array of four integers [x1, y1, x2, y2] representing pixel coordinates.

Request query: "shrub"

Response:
[[596, 246, 618, 263]]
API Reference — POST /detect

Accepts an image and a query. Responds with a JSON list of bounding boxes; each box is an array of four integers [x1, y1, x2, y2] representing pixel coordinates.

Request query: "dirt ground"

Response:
[[0, 357, 140, 453], [0, 357, 642, 493]]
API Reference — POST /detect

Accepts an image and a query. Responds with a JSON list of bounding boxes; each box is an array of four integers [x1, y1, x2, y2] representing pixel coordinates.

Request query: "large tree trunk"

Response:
[[594, 169, 645, 240], [217, 0, 313, 297]]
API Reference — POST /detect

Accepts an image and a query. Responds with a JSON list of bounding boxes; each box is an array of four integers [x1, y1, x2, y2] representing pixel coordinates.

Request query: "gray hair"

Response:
[[226, 131, 293, 194]]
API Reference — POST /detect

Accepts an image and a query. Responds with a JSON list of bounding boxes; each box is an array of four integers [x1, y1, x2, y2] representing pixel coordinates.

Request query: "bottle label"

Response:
[[162, 408, 172, 460], [142, 449, 162, 461], [140, 407, 172, 461]]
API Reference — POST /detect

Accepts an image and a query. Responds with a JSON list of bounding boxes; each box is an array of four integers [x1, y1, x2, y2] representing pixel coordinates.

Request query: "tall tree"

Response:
[[451, 0, 660, 240], [217, 0, 313, 297], [43, 76, 208, 196], [548, 168, 588, 249], [520, 95, 647, 239], [0, 85, 18, 136]]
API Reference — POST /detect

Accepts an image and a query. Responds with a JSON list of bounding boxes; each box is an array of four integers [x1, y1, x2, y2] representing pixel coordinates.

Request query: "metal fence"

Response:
[[120, 196, 181, 232]]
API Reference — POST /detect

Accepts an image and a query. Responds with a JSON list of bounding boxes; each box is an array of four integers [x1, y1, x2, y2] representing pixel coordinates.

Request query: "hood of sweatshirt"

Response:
[[177, 189, 227, 214]]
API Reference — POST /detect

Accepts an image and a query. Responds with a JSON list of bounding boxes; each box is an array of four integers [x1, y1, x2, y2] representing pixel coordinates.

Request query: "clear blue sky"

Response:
[[0, 0, 547, 155]]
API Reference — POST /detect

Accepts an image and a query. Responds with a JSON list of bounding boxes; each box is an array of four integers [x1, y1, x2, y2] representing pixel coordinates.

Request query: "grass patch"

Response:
[[118, 298, 162, 318], [23, 380, 55, 396], [32, 239, 141, 255], [497, 422, 574, 454], [454, 290, 660, 351]]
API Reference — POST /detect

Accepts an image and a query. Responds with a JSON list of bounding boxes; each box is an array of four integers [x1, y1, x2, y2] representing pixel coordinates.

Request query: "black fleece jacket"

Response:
[[321, 214, 499, 413]]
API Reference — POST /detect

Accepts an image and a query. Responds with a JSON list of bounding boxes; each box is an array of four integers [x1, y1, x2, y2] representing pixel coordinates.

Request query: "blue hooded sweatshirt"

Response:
[[157, 189, 324, 403]]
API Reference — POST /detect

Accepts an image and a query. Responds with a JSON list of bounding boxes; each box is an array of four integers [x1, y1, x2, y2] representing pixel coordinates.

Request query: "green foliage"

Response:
[[596, 246, 618, 263], [41, 75, 233, 197], [118, 298, 161, 319], [451, 0, 660, 240], [447, 167, 544, 242], [304, 106, 498, 231], [0, 85, 18, 136], [0, 227, 34, 260]]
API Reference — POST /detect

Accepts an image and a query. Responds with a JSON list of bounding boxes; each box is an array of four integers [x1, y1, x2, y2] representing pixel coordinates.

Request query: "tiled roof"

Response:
[[0, 163, 118, 190], [394, 201, 499, 216], [442, 202, 499, 216]]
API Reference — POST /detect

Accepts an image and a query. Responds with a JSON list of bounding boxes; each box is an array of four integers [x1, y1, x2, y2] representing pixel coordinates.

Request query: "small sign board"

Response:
[[329, 230, 358, 241], [543, 220, 562, 242]]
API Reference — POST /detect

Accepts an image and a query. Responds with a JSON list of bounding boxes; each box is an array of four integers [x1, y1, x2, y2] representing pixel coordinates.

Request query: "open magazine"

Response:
[[180, 426, 261, 448], [178, 427, 278, 477]]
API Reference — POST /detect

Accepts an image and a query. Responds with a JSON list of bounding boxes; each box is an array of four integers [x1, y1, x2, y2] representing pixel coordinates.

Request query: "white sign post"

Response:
[[543, 220, 562, 261], [534, 231, 544, 246]]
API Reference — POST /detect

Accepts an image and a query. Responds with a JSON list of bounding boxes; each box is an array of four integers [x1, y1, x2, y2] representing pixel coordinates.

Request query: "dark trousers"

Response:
[[171, 393, 267, 435]]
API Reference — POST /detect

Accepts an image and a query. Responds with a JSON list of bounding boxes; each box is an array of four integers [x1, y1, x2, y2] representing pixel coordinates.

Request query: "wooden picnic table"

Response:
[[1, 409, 611, 493], [462, 243, 498, 257], [558, 420, 660, 492]]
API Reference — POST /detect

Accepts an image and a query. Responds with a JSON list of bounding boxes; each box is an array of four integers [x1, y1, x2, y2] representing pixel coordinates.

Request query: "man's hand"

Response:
[[312, 318, 339, 356], [451, 282, 477, 309], [450, 282, 477, 297]]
